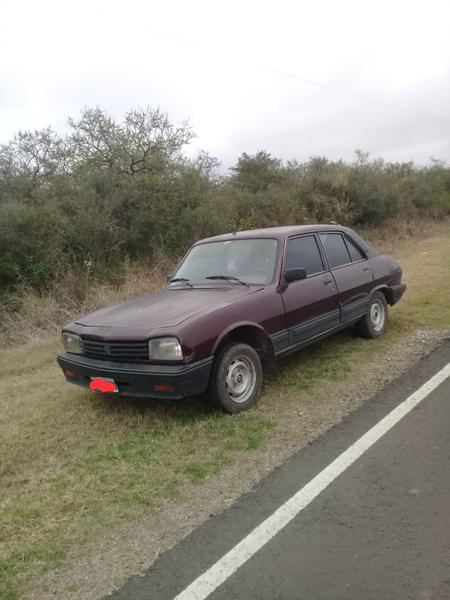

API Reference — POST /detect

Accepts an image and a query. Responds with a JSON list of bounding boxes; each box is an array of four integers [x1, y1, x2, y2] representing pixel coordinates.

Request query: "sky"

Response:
[[1, 0, 450, 168]]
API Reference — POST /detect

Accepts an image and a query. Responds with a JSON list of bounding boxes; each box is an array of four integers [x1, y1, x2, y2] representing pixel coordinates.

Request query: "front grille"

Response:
[[81, 339, 148, 362]]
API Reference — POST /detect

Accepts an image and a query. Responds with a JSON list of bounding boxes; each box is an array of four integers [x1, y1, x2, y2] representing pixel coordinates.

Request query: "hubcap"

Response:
[[370, 300, 385, 332], [225, 356, 256, 404]]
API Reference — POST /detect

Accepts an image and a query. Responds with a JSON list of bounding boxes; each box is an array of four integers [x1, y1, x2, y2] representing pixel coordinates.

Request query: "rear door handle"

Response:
[[363, 266, 370, 272], [323, 277, 332, 285]]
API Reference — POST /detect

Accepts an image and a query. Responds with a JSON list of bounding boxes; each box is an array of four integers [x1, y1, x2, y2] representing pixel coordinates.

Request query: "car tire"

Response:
[[209, 343, 263, 413], [356, 291, 388, 339]]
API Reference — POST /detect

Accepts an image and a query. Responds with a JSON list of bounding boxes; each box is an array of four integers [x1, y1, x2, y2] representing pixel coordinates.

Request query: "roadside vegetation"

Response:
[[1, 105, 450, 341]]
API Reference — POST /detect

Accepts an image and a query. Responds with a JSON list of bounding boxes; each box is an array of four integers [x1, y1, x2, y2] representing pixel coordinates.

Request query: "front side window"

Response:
[[319, 233, 351, 268], [285, 235, 324, 276], [172, 238, 278, 285]]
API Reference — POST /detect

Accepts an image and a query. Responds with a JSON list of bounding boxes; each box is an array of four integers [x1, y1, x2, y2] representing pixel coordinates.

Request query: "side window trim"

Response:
[[314, 231, 330, 270], [284, 233, 326, 278], [313, 232, 329, 272], [342, 234, 367, 262]]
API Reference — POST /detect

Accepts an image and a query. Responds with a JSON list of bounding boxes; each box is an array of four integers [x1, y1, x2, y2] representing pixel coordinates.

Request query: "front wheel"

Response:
[[208, 343, 262, 413], [356, 291, 388, 339]]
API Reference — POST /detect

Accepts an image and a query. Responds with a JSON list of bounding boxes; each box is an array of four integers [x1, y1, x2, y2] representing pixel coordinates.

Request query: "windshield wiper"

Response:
[[169, 277, 193, 288], [205, 275, 249, 287]]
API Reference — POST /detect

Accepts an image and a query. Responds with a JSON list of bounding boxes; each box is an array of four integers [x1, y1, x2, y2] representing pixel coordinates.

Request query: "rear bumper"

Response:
[[57, 353, 213, 399], [389, 283, 407, 305]]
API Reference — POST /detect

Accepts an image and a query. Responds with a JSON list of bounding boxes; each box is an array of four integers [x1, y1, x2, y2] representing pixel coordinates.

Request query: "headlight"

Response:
[[62, 332, 82, 354], [149, 337, 183, 361]]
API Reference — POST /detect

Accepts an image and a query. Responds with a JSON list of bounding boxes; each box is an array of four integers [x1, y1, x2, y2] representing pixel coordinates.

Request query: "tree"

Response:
[[230, 151, 282, 192], [68, 107, 193, 175], [0, 127, 68, 203]]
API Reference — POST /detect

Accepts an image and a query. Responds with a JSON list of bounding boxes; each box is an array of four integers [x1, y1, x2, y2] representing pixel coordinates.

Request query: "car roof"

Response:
[[197, 224, 346, 243]]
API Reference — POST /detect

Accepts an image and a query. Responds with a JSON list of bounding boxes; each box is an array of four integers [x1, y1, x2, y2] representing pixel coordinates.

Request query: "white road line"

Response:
[[173, 361, 450, 600]]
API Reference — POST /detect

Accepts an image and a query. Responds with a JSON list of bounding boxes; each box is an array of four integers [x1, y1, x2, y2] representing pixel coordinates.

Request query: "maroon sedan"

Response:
[[57, 225, 406, 412]]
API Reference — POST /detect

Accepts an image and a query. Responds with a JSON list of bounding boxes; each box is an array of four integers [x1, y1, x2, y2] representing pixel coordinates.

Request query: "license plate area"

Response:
[[89, 376, 119, 393]]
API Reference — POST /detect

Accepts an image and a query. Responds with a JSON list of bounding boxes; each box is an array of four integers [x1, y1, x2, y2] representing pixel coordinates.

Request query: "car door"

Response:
[[318, 232, 373, 324], [280, 234, 340, 346]]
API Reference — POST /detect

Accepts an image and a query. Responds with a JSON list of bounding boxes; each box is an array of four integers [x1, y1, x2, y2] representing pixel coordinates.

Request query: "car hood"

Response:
[[75, 286, 259, 334]]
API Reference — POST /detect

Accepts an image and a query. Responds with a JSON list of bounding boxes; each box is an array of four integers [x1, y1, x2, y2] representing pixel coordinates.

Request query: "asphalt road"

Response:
[[108, 342, 450, 600]]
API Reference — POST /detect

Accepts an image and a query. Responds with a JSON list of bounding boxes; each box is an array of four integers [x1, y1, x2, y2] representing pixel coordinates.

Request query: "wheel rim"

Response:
[[225, 356, 256, 404], [370, 300, 385, 332]]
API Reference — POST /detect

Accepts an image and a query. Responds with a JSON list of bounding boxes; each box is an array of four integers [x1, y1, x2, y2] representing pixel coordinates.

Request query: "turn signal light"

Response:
[[64, 369, 75, 378]]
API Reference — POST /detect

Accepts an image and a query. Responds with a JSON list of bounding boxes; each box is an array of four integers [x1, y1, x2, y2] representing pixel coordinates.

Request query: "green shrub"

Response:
[[0, 107, 449, 296]]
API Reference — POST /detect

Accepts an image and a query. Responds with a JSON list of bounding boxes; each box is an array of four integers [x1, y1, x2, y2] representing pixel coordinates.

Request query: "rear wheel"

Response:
[[209, 343, 262, 413], [356, 291, 388, 339]]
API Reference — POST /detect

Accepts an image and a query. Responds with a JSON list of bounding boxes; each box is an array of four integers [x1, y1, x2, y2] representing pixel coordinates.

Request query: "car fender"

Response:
[[369, 283, 391, 304], [211, 321, 277, 374], [211, 320, 271, 354]]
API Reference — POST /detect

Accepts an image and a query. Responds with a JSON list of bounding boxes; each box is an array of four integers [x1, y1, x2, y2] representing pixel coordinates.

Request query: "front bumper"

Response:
[[57, 352, 213, 399], [389, 283, 407, 305]]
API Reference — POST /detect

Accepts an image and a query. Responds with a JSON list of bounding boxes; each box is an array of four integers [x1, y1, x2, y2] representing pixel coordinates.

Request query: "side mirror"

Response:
[[284, 268, 307, 283]]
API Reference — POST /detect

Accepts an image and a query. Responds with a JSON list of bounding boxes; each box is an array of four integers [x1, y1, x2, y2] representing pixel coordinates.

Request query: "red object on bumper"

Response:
[[89, 377, 119, 393], [154, 383, 175, 393]]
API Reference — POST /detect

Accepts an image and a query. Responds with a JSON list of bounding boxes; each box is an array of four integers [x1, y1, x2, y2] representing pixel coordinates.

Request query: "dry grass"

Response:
[[0, 258, 173, 345], [1, 219, 450, 599]]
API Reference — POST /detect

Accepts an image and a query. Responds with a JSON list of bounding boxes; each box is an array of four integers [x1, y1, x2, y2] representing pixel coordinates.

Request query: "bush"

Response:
[[0, 107, 449, 296]]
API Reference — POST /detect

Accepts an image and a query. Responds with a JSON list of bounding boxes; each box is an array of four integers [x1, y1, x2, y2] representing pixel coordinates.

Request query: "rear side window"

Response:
[[285, 235, 324, 276], [344, 236, 365, 261], [319, 233, 351, 268]]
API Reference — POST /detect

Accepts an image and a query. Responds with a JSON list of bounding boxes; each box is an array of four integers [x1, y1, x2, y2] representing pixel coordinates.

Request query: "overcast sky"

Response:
[[1, 0, 450, 168]]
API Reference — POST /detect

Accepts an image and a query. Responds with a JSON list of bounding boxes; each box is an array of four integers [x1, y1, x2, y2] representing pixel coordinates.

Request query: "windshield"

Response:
[[171, 238, 278, 285]]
